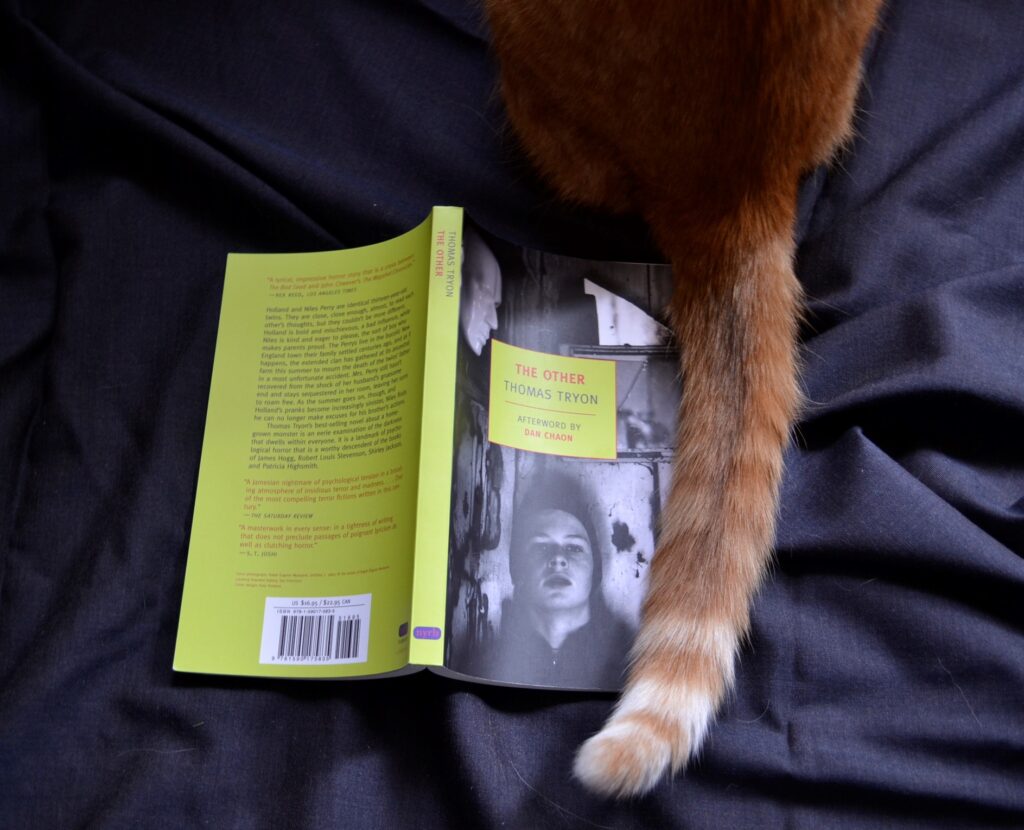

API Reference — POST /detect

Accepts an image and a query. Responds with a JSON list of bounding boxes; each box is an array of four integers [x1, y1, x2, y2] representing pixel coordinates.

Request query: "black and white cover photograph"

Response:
[[443, 225, 682, 690]]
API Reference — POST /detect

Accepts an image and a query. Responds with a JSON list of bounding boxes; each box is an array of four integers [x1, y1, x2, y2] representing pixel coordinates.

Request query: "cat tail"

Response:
[[574, 198, 803, 797]]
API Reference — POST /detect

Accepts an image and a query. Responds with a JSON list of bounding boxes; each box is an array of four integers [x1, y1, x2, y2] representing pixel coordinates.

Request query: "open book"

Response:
[[174, 207, 680, 691]]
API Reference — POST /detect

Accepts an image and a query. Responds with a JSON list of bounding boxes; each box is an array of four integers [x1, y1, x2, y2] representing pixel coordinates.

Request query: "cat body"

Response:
[[484, 0, 884, 796]]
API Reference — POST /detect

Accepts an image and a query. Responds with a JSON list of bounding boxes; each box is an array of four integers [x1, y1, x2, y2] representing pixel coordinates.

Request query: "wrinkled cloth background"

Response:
[[1, 1, 1022, 827]]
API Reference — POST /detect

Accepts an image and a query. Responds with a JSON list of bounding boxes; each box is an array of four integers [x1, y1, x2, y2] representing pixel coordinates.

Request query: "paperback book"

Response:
[[174, 207, 680, 691]]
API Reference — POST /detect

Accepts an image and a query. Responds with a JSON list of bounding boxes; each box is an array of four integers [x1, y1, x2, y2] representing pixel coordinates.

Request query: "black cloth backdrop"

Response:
[[2, 1, 1022, 827]]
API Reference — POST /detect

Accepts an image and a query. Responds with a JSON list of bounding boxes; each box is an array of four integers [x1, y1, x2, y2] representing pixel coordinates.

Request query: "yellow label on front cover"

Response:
[[488, 340, 617, 459]]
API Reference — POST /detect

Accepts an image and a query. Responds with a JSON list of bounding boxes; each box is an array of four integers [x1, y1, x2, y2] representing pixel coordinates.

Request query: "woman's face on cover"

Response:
[[520, 509, 594, 612], [460, 232, 502, 355]]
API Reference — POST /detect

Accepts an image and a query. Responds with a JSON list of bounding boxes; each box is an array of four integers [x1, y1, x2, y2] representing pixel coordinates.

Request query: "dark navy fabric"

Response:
[[1, 1, 1022, 827]]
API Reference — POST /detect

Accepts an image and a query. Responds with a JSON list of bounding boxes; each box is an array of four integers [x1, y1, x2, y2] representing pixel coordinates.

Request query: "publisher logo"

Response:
[[413, 626, 442, 640]]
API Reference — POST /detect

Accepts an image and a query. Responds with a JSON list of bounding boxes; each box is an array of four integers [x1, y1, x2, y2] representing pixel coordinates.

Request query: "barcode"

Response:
[[276, 614, 362, 660], [259, 594, 370, 665]]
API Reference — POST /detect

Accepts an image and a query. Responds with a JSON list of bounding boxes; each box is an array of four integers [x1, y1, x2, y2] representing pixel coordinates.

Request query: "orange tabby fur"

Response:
[[484, 0, 884, 796]]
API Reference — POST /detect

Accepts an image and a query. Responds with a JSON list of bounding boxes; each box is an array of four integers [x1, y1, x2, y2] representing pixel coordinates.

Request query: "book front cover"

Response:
[[437, 229, 681, 691]]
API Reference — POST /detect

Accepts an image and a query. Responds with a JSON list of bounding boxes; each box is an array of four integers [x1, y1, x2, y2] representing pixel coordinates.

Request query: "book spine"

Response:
[[408, 206, 463, 667]]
